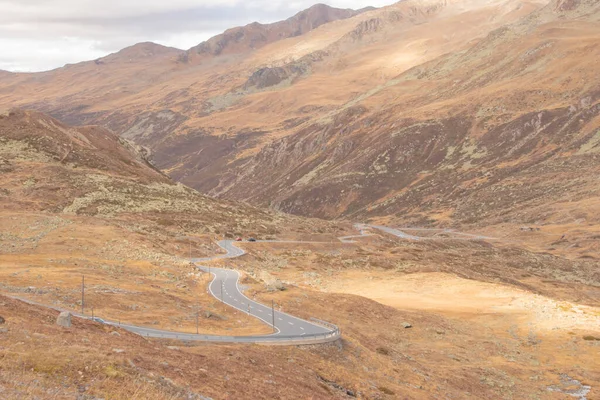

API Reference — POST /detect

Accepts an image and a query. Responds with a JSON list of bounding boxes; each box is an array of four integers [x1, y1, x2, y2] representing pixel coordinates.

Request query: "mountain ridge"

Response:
[[187, 3, 374, 60], [1, 0, 598, 240]]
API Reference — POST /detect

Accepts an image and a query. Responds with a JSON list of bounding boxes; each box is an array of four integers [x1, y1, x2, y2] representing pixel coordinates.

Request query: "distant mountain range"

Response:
[[1, 0, 599, 233]]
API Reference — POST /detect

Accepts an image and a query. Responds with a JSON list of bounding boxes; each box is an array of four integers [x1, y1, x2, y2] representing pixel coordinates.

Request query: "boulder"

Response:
[[266, 280, 287, 292], [0, 316, 5, 324], [56, 311, 72, 328], [402, 322, 412, 329]]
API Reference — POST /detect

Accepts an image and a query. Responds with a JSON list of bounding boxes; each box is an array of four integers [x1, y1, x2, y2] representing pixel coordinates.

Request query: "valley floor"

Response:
[[1, 217, 599, 399]]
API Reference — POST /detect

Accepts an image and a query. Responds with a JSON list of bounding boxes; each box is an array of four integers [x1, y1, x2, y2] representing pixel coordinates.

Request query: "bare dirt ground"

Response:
[[1, 220, 599, 399], [1, 109, 598, 398], [323, 271, 600, 331], [0, 212, 272, 336], [228, 231, 600, 399]]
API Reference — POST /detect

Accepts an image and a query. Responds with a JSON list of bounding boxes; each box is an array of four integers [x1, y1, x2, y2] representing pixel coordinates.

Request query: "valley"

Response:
[[0, 0, 599, 398], [1, 0, 599, 237]]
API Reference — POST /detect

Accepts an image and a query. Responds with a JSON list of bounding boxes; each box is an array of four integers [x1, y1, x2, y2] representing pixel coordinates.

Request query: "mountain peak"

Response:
[[98, 42, 183, 64], [187, 4, 372, 59]]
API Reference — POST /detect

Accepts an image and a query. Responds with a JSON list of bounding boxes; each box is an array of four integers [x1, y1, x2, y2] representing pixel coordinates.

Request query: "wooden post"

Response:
[[81, 275, 85, 315]]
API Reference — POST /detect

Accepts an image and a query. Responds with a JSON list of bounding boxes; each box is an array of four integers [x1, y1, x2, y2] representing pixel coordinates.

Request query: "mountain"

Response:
[[0, 0, 598, 240], [207, 0, 600, 228], [95, 42, 184, 64], [0, 109, 332, 239], [1, 4, 600, 398], [187, 4, 372, 59], [0, 3, 377, 129]]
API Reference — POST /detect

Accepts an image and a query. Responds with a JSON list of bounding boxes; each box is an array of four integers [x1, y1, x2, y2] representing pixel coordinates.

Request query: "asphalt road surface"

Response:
[[115, 240, 336, 342], [194, 241, 330, 337], [9, 241, 337, 343], [7, 225, 490, 343], [367, 225, 495, 241], [367, 224, 422, 240]]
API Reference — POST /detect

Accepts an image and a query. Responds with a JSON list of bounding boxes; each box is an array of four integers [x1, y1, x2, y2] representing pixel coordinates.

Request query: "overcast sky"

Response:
[[0, 0, 394, 72]]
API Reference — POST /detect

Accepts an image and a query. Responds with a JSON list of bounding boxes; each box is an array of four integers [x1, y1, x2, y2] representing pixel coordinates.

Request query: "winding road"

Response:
[[193, 241, 331, 337], [6, 224, 490, 344], [113, 240, 338, 343]]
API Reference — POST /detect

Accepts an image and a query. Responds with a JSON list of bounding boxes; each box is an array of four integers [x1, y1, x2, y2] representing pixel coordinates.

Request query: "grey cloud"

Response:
[[0, 0, 395, 72]]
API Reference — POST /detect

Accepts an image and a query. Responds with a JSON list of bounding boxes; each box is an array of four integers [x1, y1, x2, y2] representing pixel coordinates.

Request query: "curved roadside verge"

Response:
[[190, 240, 340, 344], [3, 224, 488, 344], [5, 239, 341, 345]]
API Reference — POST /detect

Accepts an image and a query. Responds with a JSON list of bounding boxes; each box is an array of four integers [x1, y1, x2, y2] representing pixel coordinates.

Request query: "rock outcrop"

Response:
[[56, 311, 72, 328]]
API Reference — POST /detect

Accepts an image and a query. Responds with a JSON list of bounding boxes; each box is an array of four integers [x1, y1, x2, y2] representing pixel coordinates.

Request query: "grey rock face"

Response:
[[56, 311, 72, 328]]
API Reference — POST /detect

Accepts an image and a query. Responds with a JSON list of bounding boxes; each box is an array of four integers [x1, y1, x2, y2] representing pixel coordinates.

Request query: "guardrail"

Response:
[[6, 295, 342, 345], [130, 318, 342, 345], [136, 329, 341, 344]]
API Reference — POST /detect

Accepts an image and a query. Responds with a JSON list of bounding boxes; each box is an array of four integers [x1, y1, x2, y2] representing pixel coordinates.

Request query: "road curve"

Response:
[[120, 224, 491, 342], [193, 241, 331, 337], [5, 224, 489, 343], [117, 240, 337, 343], [365, 224, 496, 241], [366, 224, 422, 240], [5, 241, 339, 344]]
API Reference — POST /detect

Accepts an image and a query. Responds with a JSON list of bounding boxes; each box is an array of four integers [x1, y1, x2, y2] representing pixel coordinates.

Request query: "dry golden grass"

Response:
[[2, 224, 600, 399], [0, 213, 273, 336]]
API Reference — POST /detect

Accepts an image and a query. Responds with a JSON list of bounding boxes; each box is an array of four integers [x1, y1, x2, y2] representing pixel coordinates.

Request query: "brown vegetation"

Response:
[[1, 1, 599, 398]]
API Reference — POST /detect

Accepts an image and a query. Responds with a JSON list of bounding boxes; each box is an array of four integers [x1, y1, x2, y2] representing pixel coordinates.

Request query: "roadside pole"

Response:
[[271, 301, 276, 332], [196, 301, 199, 334], [81, 275, 85, 315]]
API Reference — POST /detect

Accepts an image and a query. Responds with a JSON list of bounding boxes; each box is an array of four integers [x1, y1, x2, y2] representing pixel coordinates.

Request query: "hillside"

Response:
[[0, 109, 343, 336], [0, 107, 345, 239], [0, 0, 599, 241], [2, 4, 600, 397], [0, 109, 287, 234], [213, 0, 600, 227]]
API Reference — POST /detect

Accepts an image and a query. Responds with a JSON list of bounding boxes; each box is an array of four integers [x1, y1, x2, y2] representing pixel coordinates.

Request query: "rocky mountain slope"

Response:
[[0, 109, 340, 352], [0, 0, 598, 236], [216, 0, 600, 226], [0, 109, 332, 237]]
